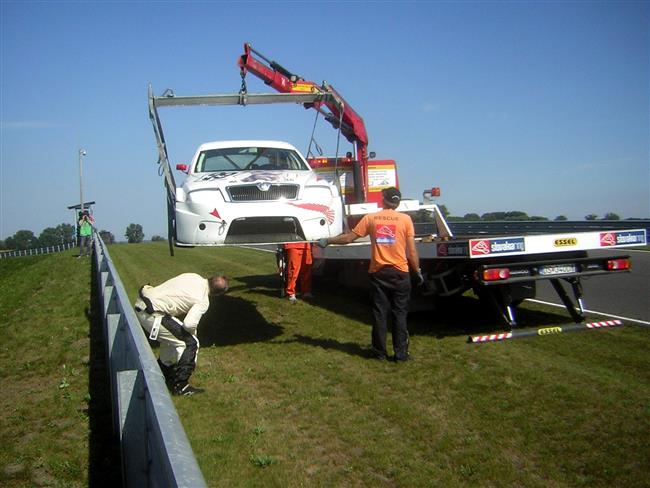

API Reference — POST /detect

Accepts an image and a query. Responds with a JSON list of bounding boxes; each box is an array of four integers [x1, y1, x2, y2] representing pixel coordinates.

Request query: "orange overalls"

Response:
[[284, 242, 313, 297]]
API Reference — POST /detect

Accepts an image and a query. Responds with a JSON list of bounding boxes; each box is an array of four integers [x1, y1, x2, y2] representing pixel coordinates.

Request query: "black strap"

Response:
[[138, 285, 157, 314], [161, 315, 192, 342]]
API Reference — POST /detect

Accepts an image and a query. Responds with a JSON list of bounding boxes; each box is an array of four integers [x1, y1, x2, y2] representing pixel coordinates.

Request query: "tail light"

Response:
[[607, 258, 631, 271], [307, 158, 329, 165], [482, 268, 510, 281]]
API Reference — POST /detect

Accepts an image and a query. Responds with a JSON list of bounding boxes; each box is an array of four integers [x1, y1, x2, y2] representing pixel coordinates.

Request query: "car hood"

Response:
[[182, 170, 326, 189]]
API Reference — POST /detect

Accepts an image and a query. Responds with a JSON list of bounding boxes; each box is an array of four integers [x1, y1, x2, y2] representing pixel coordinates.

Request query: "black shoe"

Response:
[[172, 384, 204, 396], [366, 347, 387, 361], [392, 354, 412, 363]]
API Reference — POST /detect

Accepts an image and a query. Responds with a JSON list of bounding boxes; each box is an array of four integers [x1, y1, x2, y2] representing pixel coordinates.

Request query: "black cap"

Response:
[[382, 187, 401, 203]]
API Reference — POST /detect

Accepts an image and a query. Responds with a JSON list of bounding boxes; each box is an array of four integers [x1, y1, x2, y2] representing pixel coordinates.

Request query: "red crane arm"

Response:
[[237, 43, 369, 200]]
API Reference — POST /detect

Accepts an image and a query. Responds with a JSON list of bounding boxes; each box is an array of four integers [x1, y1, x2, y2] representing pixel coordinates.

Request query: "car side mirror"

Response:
[[176, 164, 188, 173], [369, 151, 376, 159]]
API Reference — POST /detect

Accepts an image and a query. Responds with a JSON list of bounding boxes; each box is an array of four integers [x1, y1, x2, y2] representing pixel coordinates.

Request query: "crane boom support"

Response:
[[237, 43, 370, 201]]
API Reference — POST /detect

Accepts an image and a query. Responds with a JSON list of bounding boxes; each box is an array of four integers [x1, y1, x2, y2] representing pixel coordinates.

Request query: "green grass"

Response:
[[107, 242, 649, 487], [0, 250, 118, 487], [2, 242, 649, 487]]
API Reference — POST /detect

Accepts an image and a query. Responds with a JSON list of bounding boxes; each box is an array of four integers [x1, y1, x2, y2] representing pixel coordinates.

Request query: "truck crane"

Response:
[[148, 43, 646, 328], [237, 43, 370, 204]]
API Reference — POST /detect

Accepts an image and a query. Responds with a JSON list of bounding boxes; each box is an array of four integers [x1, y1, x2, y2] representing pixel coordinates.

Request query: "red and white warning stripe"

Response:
[[470, 332, 513, 343], [586, 319, 623, 328], [469, 318, 625, 344]]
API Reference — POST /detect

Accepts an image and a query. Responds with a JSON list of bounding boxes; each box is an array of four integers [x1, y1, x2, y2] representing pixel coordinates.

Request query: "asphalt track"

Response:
[[531, 249, 650, 325]]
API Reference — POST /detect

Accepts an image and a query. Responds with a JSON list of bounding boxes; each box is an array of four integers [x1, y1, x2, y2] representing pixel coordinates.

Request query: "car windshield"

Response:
[[195, 147, 308, 173]]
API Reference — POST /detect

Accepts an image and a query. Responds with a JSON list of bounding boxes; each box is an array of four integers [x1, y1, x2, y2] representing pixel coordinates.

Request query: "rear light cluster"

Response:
[[606, 258, 631, 271], [482, 268, 510, 281], [307, 157, 353, 166]]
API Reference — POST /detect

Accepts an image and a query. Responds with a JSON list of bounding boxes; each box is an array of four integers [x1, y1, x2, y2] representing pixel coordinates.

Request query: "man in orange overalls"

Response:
[[283, 242, 313, 303]]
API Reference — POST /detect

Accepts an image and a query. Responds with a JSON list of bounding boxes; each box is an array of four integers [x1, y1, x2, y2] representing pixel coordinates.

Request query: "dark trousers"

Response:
[[79, 235, 92, 256], [369, 267, 411, 359], [160, 315, 198, 388]]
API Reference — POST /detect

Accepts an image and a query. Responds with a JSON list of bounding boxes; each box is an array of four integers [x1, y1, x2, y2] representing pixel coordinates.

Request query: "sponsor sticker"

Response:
[[437, 243, 467, 257], [470, 237, 525, 256], [599, 230, 646, 247], [291, 82, 316, 93], [538, 326, 562, 336], [376, 224, 396, 245], [554, 237, 578, 247]]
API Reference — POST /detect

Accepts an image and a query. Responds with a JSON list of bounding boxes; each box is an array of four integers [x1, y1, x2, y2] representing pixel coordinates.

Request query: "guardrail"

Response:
[[0, 241, 76, 259], [415, 220, 650, 237], [93, 233, 207, 487]]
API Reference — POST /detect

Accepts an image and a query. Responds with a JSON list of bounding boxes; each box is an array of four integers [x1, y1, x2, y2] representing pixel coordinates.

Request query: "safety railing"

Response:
[[0, 241, 76, 259], [93, 233, 207, 487]]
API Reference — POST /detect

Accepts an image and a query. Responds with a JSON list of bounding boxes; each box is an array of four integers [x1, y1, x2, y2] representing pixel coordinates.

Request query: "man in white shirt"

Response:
[[134, 273, 229, 396]]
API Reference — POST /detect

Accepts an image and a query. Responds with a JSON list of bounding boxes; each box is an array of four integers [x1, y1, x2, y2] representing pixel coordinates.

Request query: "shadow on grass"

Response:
[[310, 281, 575, 339], [198, 294, 284, 346], [280, 334, 376, 360], [88, 252, 122, 487], [234, 273, 285, 299]]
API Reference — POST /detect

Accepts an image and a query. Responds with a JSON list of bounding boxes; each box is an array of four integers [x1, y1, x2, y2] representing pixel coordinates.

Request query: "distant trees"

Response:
[[38, 223, 75, 246], [4, 230, 39, 250], [1, 224, 76, 250], [480, 211, 530, 221], [99, 230, 115, 244], [585, 213, 621, 220], [151, 235, 166, 242], [35, 227, 60, 247], [125, 224, 145, 243], [435, 207, 630, 222]]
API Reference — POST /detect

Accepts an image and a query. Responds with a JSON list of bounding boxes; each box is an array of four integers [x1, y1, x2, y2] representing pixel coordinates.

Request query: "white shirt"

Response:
[[141, 273, 210, 333]]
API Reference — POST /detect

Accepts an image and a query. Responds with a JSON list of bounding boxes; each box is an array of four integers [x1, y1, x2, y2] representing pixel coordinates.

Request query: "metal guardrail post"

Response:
[[92, 233, 207, 488]]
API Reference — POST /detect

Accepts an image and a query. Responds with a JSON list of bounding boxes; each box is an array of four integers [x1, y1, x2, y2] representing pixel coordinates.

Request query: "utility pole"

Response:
[[79, 149, 87, 212]]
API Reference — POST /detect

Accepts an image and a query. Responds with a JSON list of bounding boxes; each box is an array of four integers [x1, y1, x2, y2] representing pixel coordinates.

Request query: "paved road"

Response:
[[533, 249, 650, 324]]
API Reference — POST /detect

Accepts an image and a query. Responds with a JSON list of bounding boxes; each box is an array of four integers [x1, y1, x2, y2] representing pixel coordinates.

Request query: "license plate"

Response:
[[538, 264, 577, 276]]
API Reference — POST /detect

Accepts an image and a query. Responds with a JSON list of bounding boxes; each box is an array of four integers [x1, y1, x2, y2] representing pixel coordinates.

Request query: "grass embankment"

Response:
[[0, 251, 118, 487], [105, 242, 649, 487]]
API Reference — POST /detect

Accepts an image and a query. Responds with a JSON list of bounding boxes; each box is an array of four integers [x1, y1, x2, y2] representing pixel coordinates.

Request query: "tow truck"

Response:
[[149, 43, 647, 327]]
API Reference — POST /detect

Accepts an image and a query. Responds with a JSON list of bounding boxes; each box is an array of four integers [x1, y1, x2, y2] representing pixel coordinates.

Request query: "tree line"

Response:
[[414, 206, 630, 223], [0, 222, 157, 251]]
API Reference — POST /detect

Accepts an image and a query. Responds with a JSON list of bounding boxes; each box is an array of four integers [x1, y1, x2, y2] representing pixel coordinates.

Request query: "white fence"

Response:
[[0, 241, 77, 259]]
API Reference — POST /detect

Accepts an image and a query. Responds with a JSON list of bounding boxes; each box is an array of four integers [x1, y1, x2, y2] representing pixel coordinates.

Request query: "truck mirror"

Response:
[[369, 151, 376, 159]]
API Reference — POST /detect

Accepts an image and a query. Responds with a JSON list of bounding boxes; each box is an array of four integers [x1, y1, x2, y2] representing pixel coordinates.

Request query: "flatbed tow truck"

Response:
[[149, 43, 647, 328]]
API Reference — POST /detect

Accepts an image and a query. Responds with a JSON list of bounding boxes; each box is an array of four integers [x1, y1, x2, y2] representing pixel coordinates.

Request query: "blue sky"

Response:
[[1, 1, 648, 241]]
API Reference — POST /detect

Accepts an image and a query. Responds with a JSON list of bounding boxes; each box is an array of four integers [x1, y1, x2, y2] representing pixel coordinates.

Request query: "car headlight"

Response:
[[186, 188, 225, 205]]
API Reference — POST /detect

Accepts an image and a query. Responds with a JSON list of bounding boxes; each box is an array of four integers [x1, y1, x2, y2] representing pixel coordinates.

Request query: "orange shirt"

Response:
[[352, 209, 415, 273]]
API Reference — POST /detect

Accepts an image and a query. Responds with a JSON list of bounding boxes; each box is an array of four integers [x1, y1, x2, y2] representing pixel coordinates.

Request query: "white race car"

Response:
[[173, 140, 343, 246]]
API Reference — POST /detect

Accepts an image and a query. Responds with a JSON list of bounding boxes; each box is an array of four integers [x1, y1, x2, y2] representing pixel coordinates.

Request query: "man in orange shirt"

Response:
[[318, 187, 423, 361], [284, 242, 313, 303]]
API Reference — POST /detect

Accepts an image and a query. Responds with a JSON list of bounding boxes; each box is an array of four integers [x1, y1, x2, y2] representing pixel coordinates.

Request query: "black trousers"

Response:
[[160, 315, 198, 388], [369, 267, 411, 359]]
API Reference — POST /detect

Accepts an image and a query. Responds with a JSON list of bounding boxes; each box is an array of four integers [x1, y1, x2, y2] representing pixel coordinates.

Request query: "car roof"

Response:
[[197, 140, 300, 151]]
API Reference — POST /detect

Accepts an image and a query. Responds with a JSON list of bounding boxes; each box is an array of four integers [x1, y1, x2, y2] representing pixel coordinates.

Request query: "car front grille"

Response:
[[227, 184, 299, 202]]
